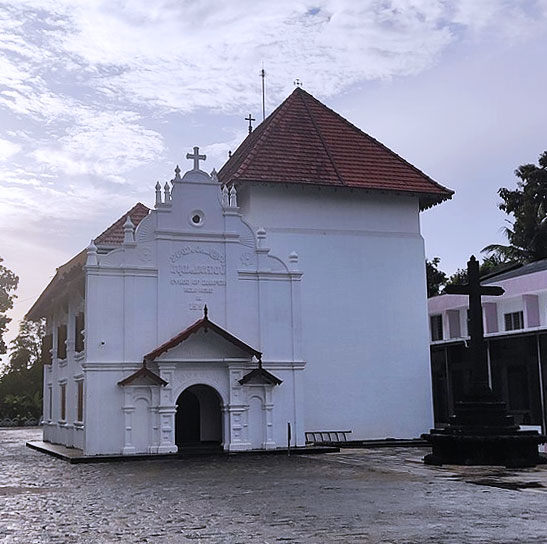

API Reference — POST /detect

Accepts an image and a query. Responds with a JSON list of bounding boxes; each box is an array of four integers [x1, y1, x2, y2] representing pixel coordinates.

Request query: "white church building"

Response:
[[28, 88, 453, 456]]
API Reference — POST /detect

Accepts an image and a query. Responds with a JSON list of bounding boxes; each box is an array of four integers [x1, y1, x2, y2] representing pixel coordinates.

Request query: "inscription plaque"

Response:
[[169, 245, 226, 310]]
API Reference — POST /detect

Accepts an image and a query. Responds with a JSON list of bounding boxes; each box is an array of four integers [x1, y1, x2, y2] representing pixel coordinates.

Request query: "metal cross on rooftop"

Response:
[[245, 113, 255, 134], [186, 146, 206, 170]]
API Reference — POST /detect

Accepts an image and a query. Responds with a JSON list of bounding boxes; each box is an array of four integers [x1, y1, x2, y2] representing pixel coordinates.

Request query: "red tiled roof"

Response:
[[95, 202, 150, 247], [144, 309, 261, 362], [26, 202, 150, 320], [218, 88, 453, 209]]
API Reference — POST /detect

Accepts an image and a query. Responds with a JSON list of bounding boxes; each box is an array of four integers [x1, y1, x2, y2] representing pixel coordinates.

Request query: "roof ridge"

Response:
[[298, 89, 346, 186], [301, 90, 453, 196]]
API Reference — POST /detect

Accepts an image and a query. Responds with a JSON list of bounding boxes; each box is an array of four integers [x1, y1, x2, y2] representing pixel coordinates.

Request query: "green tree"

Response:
[[445, 255, 509, 287], [483, 150, 547, 263], [5, 319, 44, 372], [426, 258, 447, 297], [0, 319, 44, 422], [0, 257, 19, 355]]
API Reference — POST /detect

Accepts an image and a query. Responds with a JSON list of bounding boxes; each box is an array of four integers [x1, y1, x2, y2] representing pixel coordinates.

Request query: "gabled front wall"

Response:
[[239, 184, 433, 439], [77, 168, 304, 455]]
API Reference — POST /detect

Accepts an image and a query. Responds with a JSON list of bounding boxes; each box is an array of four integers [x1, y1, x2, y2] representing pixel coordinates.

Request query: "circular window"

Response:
[[189, 210, 204, 227]]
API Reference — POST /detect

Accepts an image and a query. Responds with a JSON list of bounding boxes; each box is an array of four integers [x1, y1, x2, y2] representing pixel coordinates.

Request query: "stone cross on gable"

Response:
[[444, 255, 504, 393], [186, 146, 206, 171]]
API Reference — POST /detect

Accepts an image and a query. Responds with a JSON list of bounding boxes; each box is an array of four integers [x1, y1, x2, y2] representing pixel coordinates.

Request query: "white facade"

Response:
[[37, 150, 440, 456], [43, 164, 306, 455]]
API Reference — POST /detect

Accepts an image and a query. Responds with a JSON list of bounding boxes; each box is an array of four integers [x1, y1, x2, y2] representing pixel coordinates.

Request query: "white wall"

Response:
[[239, 184, 433, 439]]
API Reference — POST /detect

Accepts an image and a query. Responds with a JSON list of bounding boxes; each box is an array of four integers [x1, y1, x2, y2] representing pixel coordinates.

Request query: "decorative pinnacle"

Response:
[[294, 78, 302, 88], [155, 181, 162, 207], [123, 215, 135, 229], [256, 227, 267, 248], [203, 304, 208, 319], [123, 215, 135, 244], [174, 165, 181, 179], [86, 239, 98, 266]]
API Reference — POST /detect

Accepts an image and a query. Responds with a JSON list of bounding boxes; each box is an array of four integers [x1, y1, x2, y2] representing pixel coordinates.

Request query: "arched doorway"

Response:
[[175, 384, 222, 450]]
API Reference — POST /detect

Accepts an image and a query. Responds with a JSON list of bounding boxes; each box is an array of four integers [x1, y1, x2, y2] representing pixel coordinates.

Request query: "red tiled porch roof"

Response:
[[218, 88, 453, 209], [144, 308, 261, 362]]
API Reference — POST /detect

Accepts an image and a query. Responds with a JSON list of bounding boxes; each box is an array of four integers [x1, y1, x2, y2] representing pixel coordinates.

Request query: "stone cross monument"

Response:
[[423, 256, 546, 467], [443, 256, 503, 395]]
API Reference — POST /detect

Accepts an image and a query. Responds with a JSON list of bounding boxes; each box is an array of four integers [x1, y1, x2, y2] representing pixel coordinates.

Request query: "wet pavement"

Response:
[[1, 429, 547, 543]]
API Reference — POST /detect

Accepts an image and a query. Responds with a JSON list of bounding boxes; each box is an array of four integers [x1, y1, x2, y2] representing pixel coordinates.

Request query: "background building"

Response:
[[428, 260, 547, 432]]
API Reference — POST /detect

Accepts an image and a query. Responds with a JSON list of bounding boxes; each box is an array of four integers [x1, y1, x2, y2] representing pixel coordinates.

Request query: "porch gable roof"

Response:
[[118, 364, 168, 387], [144, 307, 261, 362]]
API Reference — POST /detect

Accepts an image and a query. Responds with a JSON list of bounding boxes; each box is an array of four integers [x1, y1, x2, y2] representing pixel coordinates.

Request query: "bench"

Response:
[[305, 430, 352, 444]]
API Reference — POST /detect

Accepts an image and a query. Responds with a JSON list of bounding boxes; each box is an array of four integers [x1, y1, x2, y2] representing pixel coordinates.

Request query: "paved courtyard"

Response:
[[1, 429, 547, 543]]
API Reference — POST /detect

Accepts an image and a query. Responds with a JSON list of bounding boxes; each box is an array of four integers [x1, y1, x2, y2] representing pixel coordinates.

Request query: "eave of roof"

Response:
[[118, 364, 168, 387], [26, 202, 150, 321], [26, 250, 86, 321], [218, 87, 453, 210], [238, 367, 282, 386]]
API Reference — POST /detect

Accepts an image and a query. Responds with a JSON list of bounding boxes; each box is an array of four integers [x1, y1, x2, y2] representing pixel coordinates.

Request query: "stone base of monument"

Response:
[[422, 395, 547, 467]]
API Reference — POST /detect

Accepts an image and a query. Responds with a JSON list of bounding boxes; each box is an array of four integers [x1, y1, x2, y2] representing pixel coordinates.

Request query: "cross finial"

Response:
[[186, 146, 206, 171], [294, 78, 302, 88], [245, 113, 256, 134]]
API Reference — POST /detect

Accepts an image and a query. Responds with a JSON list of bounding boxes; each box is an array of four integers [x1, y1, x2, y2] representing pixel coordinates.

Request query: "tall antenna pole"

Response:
[[260, 66, 266, 121]]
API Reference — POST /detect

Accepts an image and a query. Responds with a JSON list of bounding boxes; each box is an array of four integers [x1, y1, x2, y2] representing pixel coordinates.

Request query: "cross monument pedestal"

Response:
[[423, 256, 547, 467]]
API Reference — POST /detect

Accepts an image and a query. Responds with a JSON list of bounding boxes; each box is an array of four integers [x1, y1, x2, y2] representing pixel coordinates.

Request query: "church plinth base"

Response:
[[423, 396, 547, 467]]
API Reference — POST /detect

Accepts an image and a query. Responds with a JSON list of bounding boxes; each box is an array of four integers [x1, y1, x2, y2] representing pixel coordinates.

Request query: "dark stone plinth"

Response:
[[423, 395, 547, 467]]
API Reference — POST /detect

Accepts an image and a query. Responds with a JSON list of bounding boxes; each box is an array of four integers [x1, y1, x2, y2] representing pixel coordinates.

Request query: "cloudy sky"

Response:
[[1, 0, 547, 355]]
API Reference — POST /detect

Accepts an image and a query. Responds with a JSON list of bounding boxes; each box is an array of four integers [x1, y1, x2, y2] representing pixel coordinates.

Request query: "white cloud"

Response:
[[3, 0, 544, 120], [0, 138, 21, 161], [32, 110, 164, 179]]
